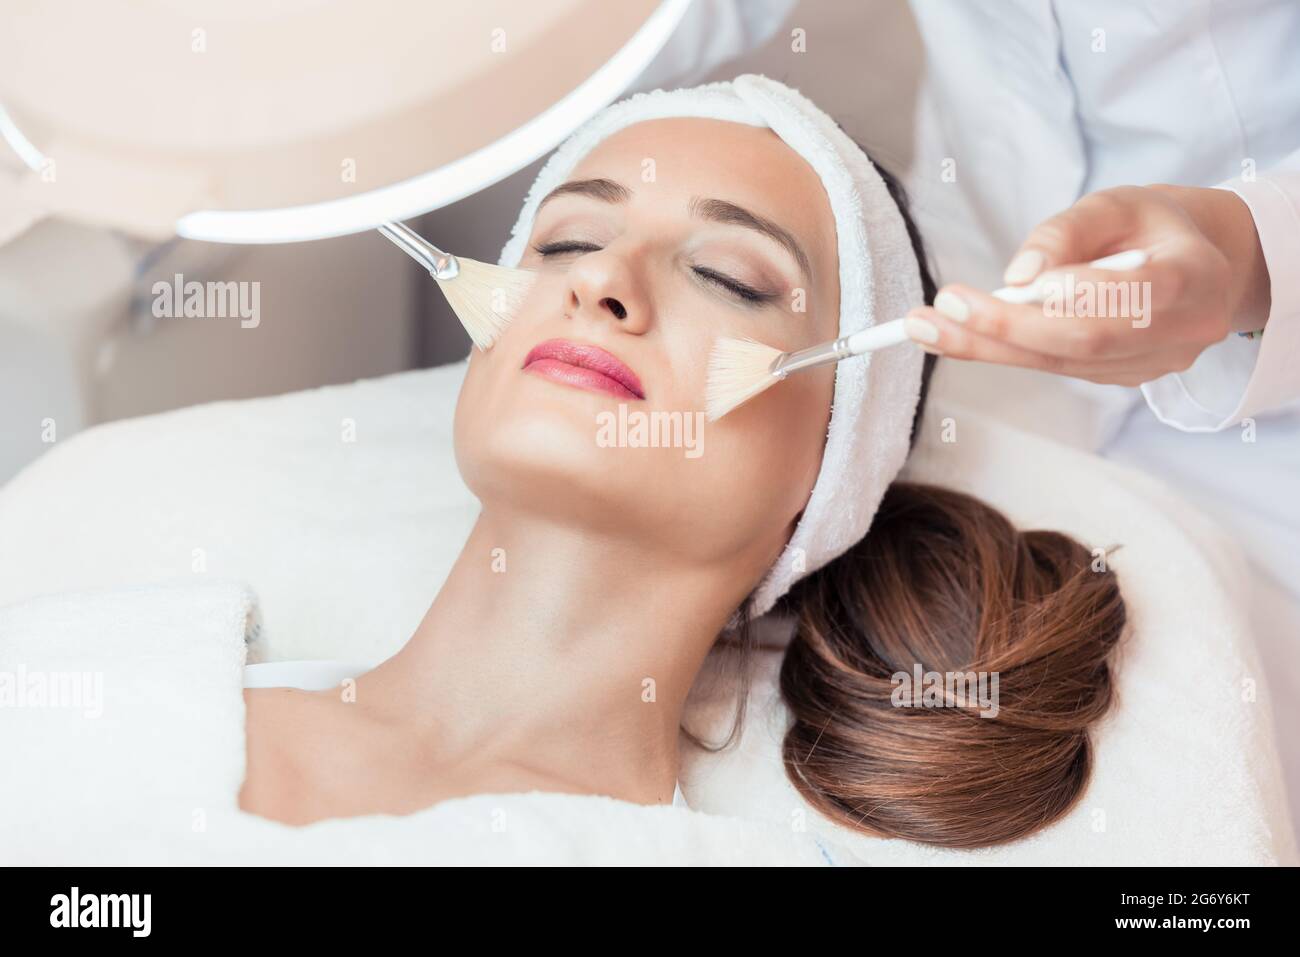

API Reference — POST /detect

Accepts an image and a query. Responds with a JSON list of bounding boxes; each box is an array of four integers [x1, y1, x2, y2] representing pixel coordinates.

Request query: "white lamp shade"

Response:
[[0, 0, 690, 243]]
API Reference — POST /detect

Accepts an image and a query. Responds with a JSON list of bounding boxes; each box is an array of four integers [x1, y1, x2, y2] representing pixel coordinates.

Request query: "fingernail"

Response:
[[1004, 249, 1045, 285], [904, 316, 941, 344], [933, 290, 970, 322]]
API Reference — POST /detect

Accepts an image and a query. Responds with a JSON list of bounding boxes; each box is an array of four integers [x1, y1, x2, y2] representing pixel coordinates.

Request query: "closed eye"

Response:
[[532, 240, 777, 306], [532, 240, 602, 257], [690, 266, 776, 304]]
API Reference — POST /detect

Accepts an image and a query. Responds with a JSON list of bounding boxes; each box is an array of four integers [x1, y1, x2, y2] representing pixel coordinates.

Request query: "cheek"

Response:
[[454, 347, 589, 491], [684, 361, 834, 555], [451, 350, 492, 486], [451, 274, 563, 482], [707, 356, 832, 476]]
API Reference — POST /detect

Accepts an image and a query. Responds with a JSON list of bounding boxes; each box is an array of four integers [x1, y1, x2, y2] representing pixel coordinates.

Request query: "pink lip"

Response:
[[521, 338, 646, 400]]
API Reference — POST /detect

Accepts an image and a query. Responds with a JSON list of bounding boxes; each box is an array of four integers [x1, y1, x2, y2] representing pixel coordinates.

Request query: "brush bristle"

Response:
[[435, 259, 537, 349], [705, 336, 785, 421]]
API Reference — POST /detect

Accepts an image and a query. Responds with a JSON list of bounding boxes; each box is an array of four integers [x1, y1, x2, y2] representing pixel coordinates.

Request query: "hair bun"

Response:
[[780, 482, 1126, 848]]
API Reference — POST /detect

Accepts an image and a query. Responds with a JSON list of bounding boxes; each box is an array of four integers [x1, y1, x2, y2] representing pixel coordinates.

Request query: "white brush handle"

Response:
[[843, 247, 1149, 356], [843, 317, 912, 355], [990, 247, 1148, 304]]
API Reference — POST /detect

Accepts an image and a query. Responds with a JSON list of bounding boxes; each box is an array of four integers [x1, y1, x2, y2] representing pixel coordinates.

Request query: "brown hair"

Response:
[[779, 482, 1125, 847], [691, 156, 1126, 849]]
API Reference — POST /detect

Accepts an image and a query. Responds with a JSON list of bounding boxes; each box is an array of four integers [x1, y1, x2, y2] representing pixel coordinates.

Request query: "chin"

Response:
[[455, 396, 641, 530]]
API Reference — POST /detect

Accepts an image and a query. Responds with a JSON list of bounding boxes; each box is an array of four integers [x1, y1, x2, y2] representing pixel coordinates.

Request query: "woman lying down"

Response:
[[240, 75, 1126, 849]]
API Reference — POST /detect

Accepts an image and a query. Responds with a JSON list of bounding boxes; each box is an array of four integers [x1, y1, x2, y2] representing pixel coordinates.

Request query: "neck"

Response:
[[359, 505, 753, 803]]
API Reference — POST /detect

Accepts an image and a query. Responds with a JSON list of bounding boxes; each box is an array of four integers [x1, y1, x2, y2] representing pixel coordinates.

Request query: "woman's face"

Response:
[[454, 117, 840, 574]]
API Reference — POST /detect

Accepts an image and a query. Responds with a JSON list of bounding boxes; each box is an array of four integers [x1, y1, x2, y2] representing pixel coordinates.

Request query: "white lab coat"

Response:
[[905, 0, 1300, 435]]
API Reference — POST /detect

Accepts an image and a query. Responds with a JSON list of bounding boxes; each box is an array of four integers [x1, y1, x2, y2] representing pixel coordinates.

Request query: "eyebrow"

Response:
[[536, 177, 811, 283]]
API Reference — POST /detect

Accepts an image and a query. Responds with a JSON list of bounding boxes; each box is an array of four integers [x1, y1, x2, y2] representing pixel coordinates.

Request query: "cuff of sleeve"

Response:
[[1140, 172, 1300, 432]]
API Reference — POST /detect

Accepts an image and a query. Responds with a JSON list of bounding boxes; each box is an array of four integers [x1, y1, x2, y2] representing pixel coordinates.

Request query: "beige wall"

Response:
[[96, 231, 418, 422]]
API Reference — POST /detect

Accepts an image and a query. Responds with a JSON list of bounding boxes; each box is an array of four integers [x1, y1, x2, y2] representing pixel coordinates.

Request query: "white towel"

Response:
[[0, 582, 853, 865]]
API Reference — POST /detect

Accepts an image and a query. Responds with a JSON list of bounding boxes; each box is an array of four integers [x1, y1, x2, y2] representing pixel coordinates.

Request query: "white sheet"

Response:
[[1, 587, 816, 865], [0, 360, 1293, 864]]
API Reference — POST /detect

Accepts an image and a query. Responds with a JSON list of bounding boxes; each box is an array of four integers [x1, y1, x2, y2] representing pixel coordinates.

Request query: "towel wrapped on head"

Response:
[[497, 74, 927, 623]]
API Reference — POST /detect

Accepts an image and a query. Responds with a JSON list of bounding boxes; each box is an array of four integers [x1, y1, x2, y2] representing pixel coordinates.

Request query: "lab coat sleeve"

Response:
[[629, 0, 798, 91], [1140, 149, 1300, 431]]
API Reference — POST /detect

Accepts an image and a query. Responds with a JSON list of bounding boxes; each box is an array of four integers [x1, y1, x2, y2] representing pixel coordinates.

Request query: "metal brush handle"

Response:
[[770, 337, 855, 377], [378, 220, 460, 280]]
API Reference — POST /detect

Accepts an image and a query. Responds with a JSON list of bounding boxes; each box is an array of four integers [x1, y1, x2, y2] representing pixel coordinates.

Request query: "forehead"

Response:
[[566, 117, 838, 283]]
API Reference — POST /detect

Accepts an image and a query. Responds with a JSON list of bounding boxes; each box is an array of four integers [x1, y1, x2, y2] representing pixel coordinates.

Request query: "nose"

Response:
[[564, 247, 651, 335]]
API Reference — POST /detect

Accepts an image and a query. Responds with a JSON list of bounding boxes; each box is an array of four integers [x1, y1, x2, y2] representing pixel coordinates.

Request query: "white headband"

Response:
[[499, 74, 925, 623]]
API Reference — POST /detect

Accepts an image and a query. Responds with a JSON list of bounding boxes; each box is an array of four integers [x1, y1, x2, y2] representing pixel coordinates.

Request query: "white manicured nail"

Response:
[[933, 290, 970, 322], [904, 316, 941, 344], [1003, 249, 1045, 285]]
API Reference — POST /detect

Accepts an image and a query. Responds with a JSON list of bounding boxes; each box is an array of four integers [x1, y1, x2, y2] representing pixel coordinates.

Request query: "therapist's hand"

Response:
[[904, 184, 1272, 386]]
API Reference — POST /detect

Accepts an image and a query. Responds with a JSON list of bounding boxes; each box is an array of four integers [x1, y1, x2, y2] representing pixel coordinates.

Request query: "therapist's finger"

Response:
[[1032, 252, 1229, 349], [905, 307, 1108, 377], [930, 283, 1145, 361], [1002, 188, 1141, 285], [907, 307, 1193, 386]]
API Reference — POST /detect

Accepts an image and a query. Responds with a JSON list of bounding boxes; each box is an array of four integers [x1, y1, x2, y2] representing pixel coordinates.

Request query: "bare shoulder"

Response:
[[237, 689, 623, 824], [239, 687, 345, 824], [243, 685, 342, 740]]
